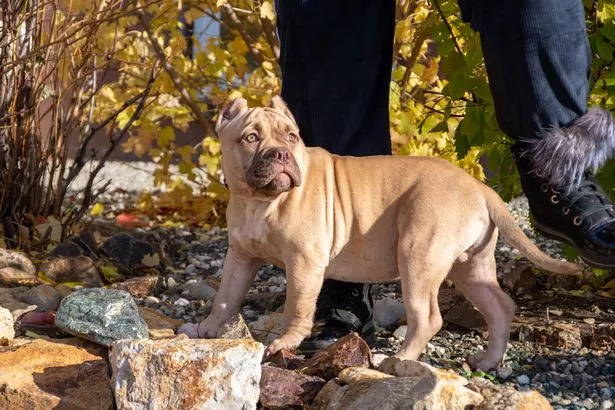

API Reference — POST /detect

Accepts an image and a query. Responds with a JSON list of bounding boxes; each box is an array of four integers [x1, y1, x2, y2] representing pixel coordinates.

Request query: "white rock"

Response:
[[174, 297, 190, 307], [393, 325, 407, 340], [0, 306, 15, 343], [373, 297, 406, 328], [110, 335, 264, 410]]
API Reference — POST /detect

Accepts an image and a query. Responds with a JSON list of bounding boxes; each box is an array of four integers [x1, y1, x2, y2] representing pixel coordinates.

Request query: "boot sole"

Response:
[[533, 221, 615, 269]]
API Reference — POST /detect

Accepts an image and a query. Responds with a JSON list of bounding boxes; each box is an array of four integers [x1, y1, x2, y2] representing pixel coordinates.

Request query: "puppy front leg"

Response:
[[265, 259, 325, 357], [179, 246, 260, 338]]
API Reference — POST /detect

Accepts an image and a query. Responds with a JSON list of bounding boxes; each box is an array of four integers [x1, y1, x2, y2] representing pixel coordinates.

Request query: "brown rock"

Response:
[[443, 299, 487, 330], [590, 323, 615, 350], [438, 287, 463, 316], [300, 333, 372, 380], [217, 313, 253, 339], [0, 248, 36, 276], [54, 283, 74, 299], [39, 256, 103, 287], [269, 348, 306, 370], [245, 291, 286, 312], [259, 365, 326, 409], [503, 265, 538, 294], [545, 273, 579, 290], [468, 377, 552, 409], [111, 275, 158, 298], [518, 322, 582, 350], [0, 338, 113, 409], [110, 335, 264, 410], [137, 306, 183, 332], [378, 357, 469, 386]]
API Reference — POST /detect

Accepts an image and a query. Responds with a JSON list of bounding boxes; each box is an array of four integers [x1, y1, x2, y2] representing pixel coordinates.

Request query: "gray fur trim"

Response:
[[522, 107, 615, 189]]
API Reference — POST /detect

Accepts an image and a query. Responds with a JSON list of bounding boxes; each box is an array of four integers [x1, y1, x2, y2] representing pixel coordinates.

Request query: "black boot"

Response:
[[298, 280, 376, 355], [513, 108, 615, 268]]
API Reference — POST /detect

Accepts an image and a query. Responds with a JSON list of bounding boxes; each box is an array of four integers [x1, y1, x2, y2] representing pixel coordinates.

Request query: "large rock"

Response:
[[313, 359, 483, 410], [0, 338, 113, 409], [300, 333, 372, 380], [56, 288, 148, 346], [39, 256, 103, 287], [250, 312, 286, 344], [15, 284, 61, 311], [468, 377, 552, 409], [373, 297, 406, 329], [0, 306, 14, 344], [110, 335, 264, 410], [443, 300, 486, 330], [259, 365, 326, 409]]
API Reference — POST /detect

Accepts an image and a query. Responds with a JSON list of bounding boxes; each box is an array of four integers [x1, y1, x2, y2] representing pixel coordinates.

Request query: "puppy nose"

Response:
[[274, 149, 291, 164]]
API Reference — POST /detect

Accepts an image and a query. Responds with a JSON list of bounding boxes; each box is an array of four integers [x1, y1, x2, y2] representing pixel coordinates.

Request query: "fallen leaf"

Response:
[[116, 212, 138, 228], [141, 253, 160, 267], [100, 264, 121, 282]]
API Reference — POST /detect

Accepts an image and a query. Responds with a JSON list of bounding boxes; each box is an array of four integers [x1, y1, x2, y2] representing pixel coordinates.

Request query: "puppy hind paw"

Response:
[[466, 351, 500, 371]]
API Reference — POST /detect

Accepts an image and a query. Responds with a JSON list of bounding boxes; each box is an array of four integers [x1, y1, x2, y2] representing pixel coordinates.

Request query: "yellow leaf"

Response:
[[260, 1, 276, 21], [37, 271, 57, 285], [100, 264, 121, 283], [262, 61, 274, 71], [157, 126, 176, 147], [141, 253, 160, 267], [90, 203, 105, 217]]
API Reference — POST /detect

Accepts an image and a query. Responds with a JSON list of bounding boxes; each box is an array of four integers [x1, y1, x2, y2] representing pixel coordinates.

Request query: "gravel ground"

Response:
[[81, 162, 614, 409]]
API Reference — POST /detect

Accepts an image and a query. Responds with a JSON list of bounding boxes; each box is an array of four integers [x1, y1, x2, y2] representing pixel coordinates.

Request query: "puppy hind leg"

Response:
[[452, 256, 515, 370]]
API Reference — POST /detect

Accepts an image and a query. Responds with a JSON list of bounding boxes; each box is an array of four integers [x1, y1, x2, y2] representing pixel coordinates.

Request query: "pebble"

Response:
[[516, 375, 530, 386], [185, 264, 196, 275], [496, 367, 513, 380], [603, 400, 613, 409], [584, 318, 597, 325], [144, 296, 160, 305], [174, 298, 190, 307]]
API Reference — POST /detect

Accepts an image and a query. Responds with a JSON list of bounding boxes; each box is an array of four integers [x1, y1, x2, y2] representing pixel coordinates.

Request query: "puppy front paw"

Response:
[[466, 351, 499, 371], [265, 334, 303, 358], [177, 322, 218, 339]]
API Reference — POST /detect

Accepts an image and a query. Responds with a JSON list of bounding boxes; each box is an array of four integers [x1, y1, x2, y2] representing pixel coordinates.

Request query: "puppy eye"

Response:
[[243, 133, 259, 143], [287, 133, 298, 143]]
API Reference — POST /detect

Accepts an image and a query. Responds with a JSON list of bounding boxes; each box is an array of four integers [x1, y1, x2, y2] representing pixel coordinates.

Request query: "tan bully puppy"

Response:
[[179, 96, 580, 370]]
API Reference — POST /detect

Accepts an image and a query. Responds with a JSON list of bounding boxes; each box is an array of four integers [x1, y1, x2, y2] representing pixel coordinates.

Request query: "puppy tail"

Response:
[[479, 183, 581, 275]]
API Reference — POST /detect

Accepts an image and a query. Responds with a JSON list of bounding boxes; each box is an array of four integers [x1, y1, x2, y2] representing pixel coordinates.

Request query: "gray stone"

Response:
[[516, 375, 530, 386], [55, 288, 148, 346], [373, 297, 406, 329], [15, 285, 61, 312], [0, 306, 14, 343], [181, 279, 217, 301]]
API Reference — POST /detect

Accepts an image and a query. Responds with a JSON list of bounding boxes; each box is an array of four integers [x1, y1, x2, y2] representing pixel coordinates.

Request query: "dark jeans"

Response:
[[275, 0, 590, 320]]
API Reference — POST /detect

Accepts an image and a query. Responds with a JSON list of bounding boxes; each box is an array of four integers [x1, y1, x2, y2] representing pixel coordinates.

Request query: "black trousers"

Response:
[[275, 0, 590, 316]]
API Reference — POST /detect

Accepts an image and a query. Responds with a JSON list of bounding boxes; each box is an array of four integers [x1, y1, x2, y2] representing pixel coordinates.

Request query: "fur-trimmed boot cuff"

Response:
[[519, 107, 615, 190]]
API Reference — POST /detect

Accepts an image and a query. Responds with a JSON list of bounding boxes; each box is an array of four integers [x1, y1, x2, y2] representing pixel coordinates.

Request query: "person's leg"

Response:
[[275, 0, 396, 351], [460, 0, 615, 267]]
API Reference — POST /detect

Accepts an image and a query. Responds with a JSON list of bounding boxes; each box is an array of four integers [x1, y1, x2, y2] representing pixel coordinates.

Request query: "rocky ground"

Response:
[[0, 165, 614, 409]]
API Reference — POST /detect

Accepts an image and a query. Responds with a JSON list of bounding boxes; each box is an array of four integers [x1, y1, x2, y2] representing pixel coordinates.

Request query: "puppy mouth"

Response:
[[246, 150, 302, 194]]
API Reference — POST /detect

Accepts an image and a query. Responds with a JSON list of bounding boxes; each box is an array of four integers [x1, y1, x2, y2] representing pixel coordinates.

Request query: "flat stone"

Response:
[[300, 333, 372, 380], [0, 267, 40, 286], [110, 335, 264, 410], [259, 365, 326, 409], [56, 288, 148, 346], [39, 256, 103, 287], [337, 367, 394, 384], [468, 377, 552, 409], [15, 284, 61, 312], [518, 322, 582, 350], [0, 338, 113, 409], [111, 276, 158, 298], [0, 306, 14, 344]]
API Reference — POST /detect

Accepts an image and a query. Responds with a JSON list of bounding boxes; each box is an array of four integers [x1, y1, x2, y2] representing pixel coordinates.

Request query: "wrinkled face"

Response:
[[215, 96, 304, 197]]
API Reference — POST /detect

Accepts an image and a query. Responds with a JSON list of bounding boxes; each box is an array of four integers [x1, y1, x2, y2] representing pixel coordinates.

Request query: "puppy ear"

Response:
[[270, 95, 297, 124], [216, 98, 248, 133]]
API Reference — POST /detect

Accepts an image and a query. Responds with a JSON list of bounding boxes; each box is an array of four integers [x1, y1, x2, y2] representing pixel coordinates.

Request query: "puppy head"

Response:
[[216, 96, 304, 197]]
